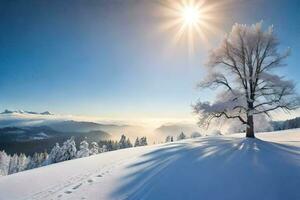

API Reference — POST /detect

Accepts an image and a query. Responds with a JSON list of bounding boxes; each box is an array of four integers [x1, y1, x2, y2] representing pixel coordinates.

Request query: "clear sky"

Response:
[[0, 0, 299, 122]]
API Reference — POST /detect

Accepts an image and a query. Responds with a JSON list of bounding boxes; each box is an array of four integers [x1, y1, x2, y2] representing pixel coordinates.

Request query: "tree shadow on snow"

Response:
[[110, 136, 300, 200]]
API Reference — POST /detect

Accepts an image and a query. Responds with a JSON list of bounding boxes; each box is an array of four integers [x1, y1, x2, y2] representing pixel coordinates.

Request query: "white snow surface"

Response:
[[0, 129, 300, 200]]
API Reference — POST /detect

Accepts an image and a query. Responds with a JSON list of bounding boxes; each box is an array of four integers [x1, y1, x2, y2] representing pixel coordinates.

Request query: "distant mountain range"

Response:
[[46, 120, 128, 133], [0, 109, 53, 115]]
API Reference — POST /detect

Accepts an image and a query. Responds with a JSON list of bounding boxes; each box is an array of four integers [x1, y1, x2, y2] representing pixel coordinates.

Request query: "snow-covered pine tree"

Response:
[[139, 137, 148, 146], [40, 152, 49, 166], [126, 138, 133, 148], [28, 152, 48, 169], [134, 137, 140, 147], [77, 140, 90, 158], [89, 142, 99, 155], [8, 154, 19, 174], [165, 136, 171, 143], [177, 132, 186, 140], [59, 137, 77, 162], [0, 151, 10, 176], [106, 140, 114, 151], [17, 153, 29, 172], [118, 134, 127, 149], [47, 143, 62, 164], [27, 153, 38, 169]]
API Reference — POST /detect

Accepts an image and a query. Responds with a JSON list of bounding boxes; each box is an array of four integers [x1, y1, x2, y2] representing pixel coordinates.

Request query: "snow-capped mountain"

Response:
[[0, 109, 53, 115]]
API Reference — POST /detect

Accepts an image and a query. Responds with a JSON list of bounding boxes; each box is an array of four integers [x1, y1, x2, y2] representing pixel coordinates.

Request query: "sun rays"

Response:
[[159, 0, 224, 55]]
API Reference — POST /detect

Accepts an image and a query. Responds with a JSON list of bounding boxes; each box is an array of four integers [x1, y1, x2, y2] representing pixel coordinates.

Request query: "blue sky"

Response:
[[0, 0, 299, 121]]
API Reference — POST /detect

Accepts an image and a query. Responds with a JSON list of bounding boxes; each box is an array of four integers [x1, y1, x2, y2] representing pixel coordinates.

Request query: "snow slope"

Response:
[[0, 130, 300, 200]]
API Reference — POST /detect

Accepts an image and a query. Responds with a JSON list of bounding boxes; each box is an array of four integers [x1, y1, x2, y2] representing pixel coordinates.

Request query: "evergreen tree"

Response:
[[77, 140, 89, 158], [8, 154, 19, 174], [90, 142, 99, 155], [118, 134, 127, 149], [140, 137, 148, 146], [58, 137, 77, 161], [47, 143, 62, 164], [0, 151, 10, 176], [17, 153, 29, 172], [126, 138, 133, 148], [134, 137, 140, 147], [177, 132, 186, 140]]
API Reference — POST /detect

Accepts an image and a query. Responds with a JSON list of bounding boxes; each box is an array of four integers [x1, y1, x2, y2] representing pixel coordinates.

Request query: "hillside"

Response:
[[0, 130, 299, 200]]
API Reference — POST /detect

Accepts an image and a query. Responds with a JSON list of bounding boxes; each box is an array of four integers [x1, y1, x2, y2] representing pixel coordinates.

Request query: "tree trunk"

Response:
[[246, 115, 255, 138]]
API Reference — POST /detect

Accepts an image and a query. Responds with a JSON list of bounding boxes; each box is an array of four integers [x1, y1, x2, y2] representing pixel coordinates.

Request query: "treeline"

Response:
[[0, 134, 148, 176], [272, 117, 300, 131], [165, 132, 202, 143]]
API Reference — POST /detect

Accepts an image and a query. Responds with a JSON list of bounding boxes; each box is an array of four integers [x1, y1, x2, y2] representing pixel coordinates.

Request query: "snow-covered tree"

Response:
[[106, 140, 119, 151], [47, 143, 62, 164], [47, 138, 77, 163], [193, 22, 299, 138], [40, 152, 48, 166], [28, 152, 48, 168], [134, 137, 140, 147], [118, 134, 128, 149], [0, 151, 10, 176], [76, 140, 90, 158], [58, 137, 77, 161], [177, 132, 186, 140], [17, 153, 29, 172], [8, 154, 19, 174], [165, 136, 172, 143], [89, 142, 99, 155], [100, 144, 108, 153], [126, 138, 133, 148], [165, 136, 174, 143], [139, 137, 148, 146]]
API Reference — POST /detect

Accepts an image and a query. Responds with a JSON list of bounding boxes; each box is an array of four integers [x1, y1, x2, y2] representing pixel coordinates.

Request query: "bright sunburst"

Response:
[[181, 5, 202, 26], [159, 0, 223, 54]]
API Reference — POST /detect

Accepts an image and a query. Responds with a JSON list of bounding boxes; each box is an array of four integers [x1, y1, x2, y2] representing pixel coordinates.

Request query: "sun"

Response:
[[181, 5, 201, 26], [159, 0, 223, 54]]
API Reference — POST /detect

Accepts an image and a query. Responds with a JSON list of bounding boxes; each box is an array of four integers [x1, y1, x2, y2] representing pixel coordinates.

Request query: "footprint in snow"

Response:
[[87, 179, 94, 183], [64, 190, 72, 194], [72, 183, 82, 190]]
